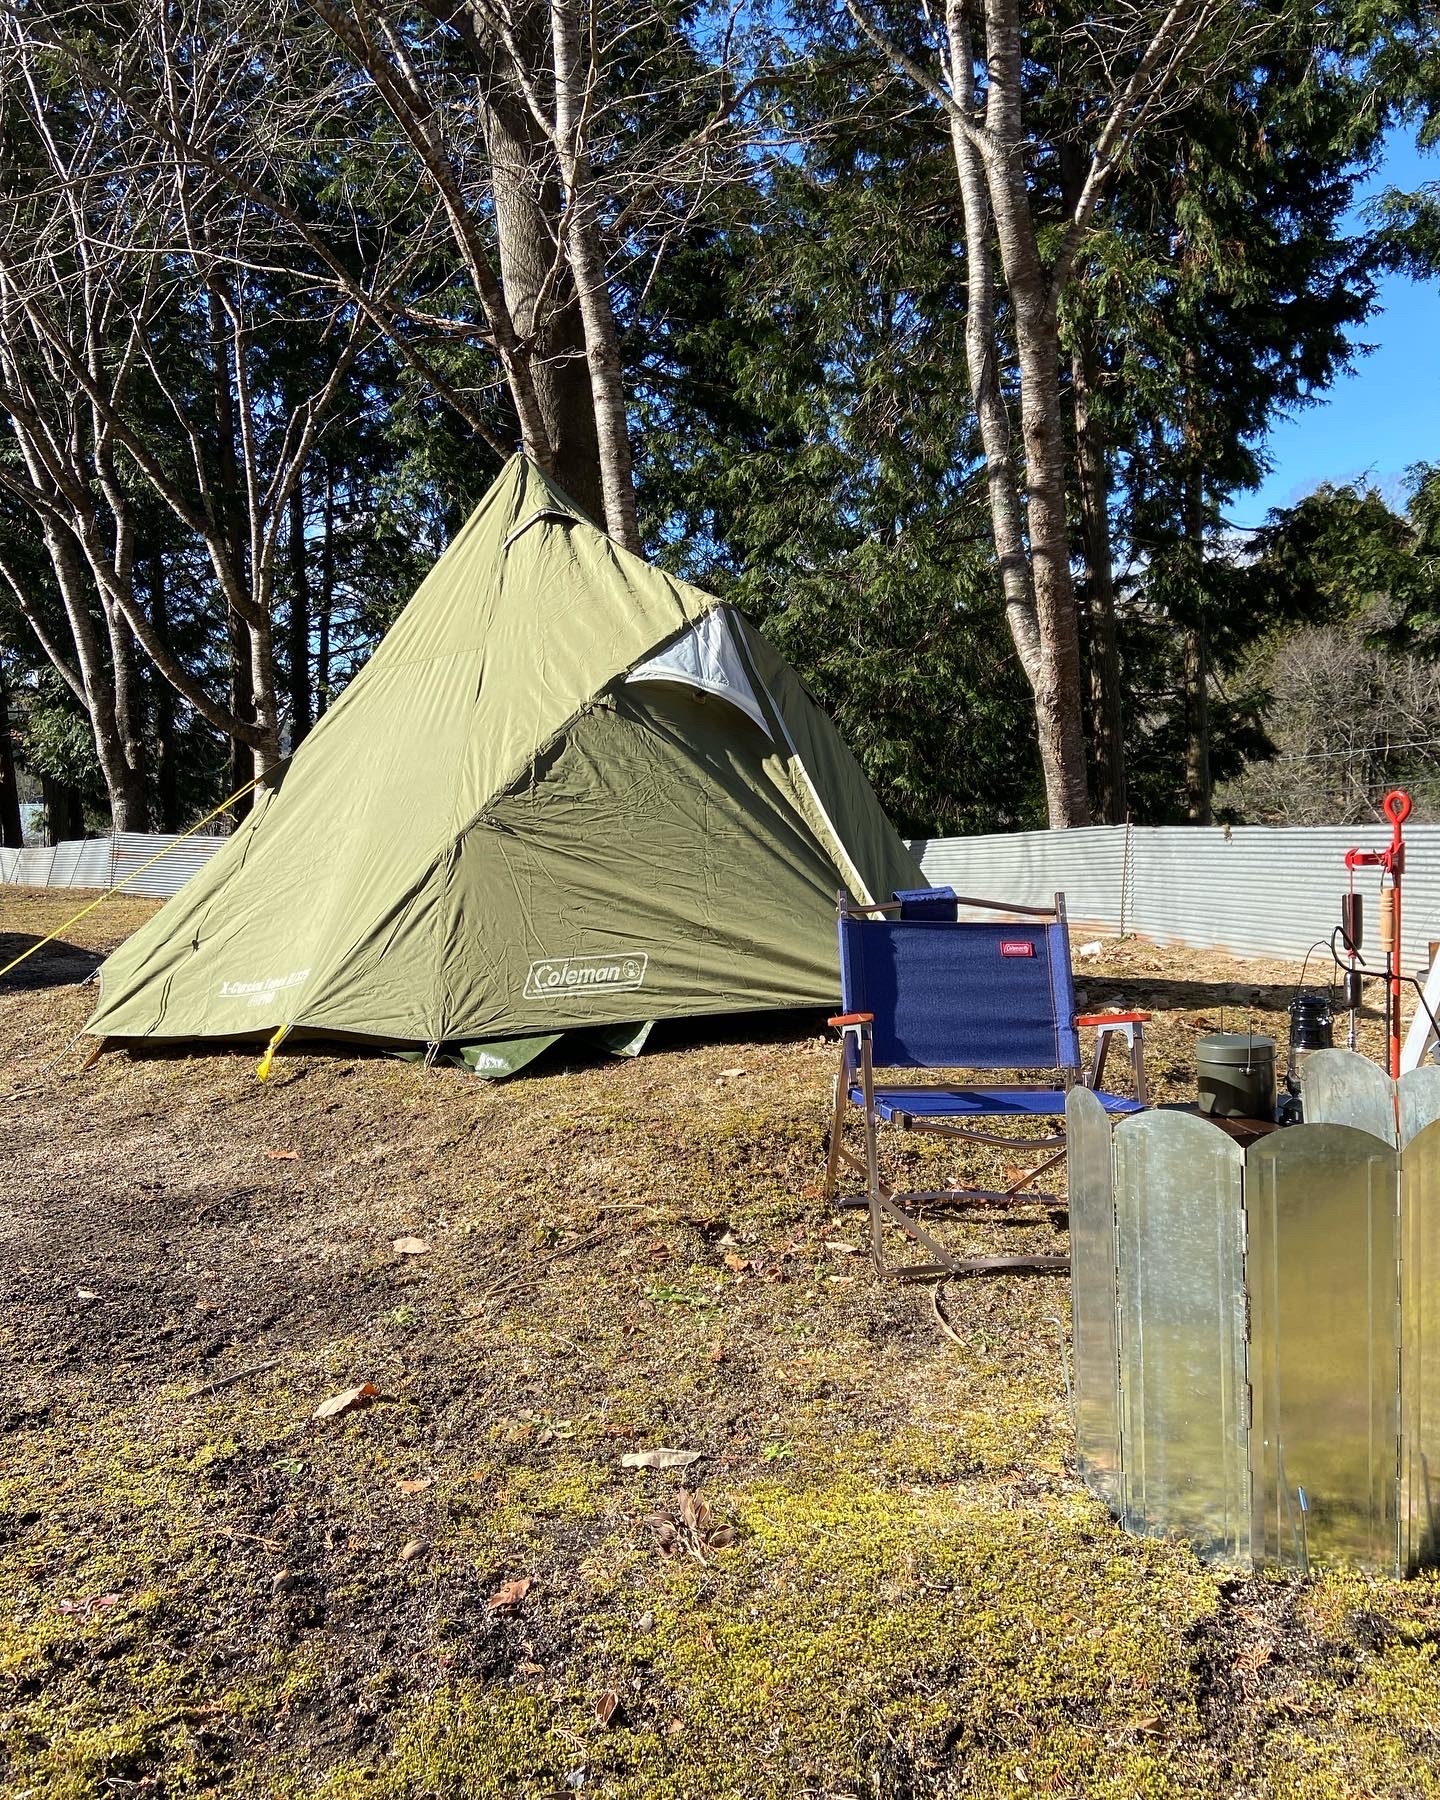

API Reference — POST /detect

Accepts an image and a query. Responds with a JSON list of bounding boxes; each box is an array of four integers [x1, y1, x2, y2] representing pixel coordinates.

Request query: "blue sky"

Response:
[[1232, 130, 1439, 529]]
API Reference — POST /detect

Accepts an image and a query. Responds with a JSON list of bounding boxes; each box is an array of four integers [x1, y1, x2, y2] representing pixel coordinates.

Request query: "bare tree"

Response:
[[0, 7, 365, 806], [296, 0, 760, 548], [0, 652, 28, 846], [12, 0, 765, 555], [844, 0, 1256, 826], [1220, 621, 1440, 825]]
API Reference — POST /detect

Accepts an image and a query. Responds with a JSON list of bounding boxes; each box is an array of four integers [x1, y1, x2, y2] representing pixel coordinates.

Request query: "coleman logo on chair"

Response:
[[524, 953, 649, 999], [999, 940, 1036, 957]]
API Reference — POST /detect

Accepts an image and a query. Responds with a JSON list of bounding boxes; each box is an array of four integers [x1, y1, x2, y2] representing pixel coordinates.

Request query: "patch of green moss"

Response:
[[581, 1475, 1220, 1797], [311, 1688, 563, 1799], [7, 1704, 208, 1800], [1250, 1568, 1440, 1797]]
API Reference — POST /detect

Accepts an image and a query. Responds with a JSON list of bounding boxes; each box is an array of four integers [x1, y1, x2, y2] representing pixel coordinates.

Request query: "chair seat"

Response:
[[850, 1084, 1143, 1122]]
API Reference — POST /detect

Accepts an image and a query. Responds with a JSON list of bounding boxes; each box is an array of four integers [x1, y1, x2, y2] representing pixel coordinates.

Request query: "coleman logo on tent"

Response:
[[524, 953, 648, 999]]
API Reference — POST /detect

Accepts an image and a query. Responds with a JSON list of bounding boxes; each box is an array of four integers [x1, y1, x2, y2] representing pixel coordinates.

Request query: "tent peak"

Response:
[[499, 452, 598, 533]]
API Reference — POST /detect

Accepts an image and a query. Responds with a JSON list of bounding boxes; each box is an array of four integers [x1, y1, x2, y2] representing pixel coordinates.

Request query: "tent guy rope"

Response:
[[0, 772, 268, 986]]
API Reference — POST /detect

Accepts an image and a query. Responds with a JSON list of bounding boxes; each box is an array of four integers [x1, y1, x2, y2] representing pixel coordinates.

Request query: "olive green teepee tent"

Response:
[[88, 457, 923, 1074]]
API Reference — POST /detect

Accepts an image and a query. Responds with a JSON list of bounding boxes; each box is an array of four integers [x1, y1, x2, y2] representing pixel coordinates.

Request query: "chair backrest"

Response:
[[894, 886, 959, 922], [838, 898, 1081, 1073]]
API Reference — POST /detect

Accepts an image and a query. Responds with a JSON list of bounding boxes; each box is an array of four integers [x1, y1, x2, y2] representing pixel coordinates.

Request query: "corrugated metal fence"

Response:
[[0, 832, 227, 900], [910, 823, 1440, 971], [5, 821, 1439, 969]]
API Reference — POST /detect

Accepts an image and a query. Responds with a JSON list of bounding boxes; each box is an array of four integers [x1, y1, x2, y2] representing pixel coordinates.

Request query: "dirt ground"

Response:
[[4, 884, 1440, 1800]]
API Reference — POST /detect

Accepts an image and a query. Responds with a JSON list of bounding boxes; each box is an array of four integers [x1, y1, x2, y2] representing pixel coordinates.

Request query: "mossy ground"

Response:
[[4, 887, 1440, 1797]]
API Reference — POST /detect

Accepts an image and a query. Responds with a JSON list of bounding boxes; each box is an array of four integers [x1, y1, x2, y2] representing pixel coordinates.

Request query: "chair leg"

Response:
[[1089, 1030, 1111, 1093], [822, 1055, 849, 1202], [871, 1188, 1069, 1278], [864, 1108, 886, 1272], [1131, 1022, 1150, 1106]]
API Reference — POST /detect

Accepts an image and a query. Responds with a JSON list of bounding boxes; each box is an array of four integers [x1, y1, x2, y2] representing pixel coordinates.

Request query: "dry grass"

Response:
[[3, 885, 1440, 1799]]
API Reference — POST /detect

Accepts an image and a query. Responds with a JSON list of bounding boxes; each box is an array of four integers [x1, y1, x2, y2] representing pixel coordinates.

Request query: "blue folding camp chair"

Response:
[[822, 888, 1149, 1278]]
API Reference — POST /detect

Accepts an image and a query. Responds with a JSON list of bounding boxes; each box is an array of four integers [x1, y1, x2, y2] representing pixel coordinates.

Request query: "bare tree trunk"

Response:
[[944, 2, 1041, 682], [227, 611, 254, 815], [933, 0, 1089, 824], [209, 285, 256, 814], [1071, 331, 1127, 822], [249, 603, 282, 781], [549, 0, 639, 550], [287, 479, 313, 746], [1009, 299, 1091, 826], [0, 670, 22, 848], [42, 522, 146, 832], [977, 0, 1089, 826], [318, 461, 334, 716], [100, 599, 148, 829], [479, 81, 605, 522], [856, 0, 1227, 826], [149, 547, 180, 833]]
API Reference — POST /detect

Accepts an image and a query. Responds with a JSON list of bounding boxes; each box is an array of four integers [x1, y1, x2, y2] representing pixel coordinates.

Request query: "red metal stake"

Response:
[[1345, 790, 1411, 1078]]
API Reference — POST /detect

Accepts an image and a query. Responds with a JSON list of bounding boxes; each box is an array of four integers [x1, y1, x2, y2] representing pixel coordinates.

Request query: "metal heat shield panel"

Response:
[[1247, 1126, 1400, 1574], [1300, 1048, 1397, 1144], [1399, 1066, 1440, 1148], [1401, 1117, 1440, 1570], [1067, 1087, 1120, 1508], [1114, 1111, 1249, 1565]]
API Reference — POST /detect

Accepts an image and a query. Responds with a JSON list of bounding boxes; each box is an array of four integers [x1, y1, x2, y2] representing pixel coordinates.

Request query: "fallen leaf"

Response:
[[678, 1488, 712, 1534], [1234, 1637, 1275, 1677], [487, 1574, 534, 1613], [398, 1477, 434, 1496], [620, 1448, 701, 1471], [722, 1252, 749, 1273], [311, 1381, 379, 1421], [594, 1689, 621, 1727], [265, 1149, 300, 1161], [392, 1236, 431, 1256], [708, 1341, 725, 1363], [706, 1524, 738, 1550], [517, 1659, 545, 1675], [643, 1512, 681, 1556], [398, 1539, 427, 1563], [823, 1240, 859, 1255], [716, 1066, 747, 1081], [58, 1592, 121, 1617], [75, 1288, 98, 1301]]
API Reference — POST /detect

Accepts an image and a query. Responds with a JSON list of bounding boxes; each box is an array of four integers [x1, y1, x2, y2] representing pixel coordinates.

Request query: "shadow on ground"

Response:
[[0, 932, 102, 992]]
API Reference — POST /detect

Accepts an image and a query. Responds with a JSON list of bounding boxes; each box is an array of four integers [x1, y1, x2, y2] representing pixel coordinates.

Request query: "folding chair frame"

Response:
[[821, 891, 1148, 1279]]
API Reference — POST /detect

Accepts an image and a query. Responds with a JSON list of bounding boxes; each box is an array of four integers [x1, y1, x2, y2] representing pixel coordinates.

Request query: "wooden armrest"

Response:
[[1075, 1010, 1151, 1027], [828, 1012, 874, 1028]]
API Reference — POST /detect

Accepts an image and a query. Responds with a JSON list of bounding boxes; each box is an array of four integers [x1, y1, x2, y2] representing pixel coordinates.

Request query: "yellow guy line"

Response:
[[0, 773, 265, 985]]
